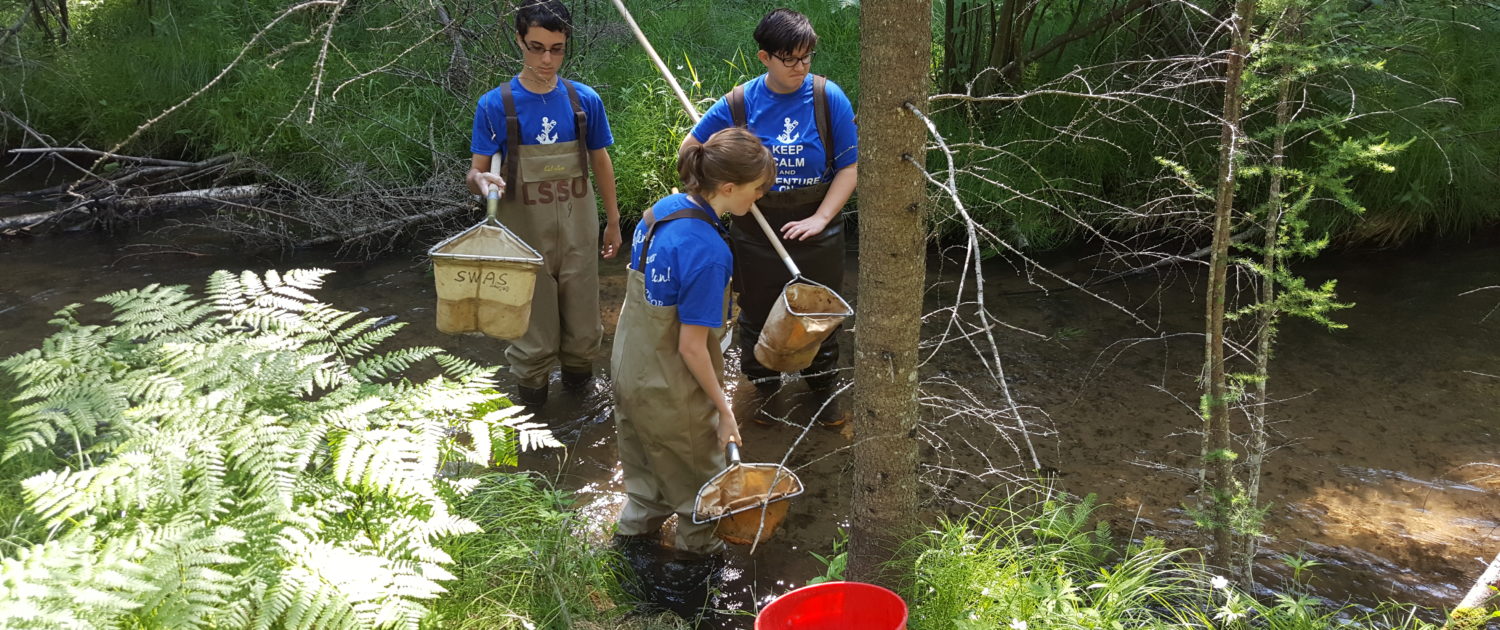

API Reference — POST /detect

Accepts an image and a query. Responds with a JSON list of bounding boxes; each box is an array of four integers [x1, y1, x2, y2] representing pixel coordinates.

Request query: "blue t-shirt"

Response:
[[690, 74, 857, 192], [470, 77, 614, 159], [628, 194, 732, 328]]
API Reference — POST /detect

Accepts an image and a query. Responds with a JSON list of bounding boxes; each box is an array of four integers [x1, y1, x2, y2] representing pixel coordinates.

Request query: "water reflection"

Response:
[[1, 220, 1495, 616]]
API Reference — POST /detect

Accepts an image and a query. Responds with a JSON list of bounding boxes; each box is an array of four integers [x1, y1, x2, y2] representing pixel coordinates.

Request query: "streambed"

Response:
[[1, 200, 1495, 625]]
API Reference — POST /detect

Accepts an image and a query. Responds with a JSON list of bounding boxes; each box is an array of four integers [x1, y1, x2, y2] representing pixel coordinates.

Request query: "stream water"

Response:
[[2, 177, 1497, 626]]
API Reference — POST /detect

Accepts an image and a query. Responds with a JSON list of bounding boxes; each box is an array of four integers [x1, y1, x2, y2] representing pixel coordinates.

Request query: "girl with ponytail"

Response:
[[610, 128, 772, 555]]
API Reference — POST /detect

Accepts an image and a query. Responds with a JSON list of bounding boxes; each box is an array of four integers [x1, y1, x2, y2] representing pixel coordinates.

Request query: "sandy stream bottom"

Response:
[[1, 225, 1496, 625]]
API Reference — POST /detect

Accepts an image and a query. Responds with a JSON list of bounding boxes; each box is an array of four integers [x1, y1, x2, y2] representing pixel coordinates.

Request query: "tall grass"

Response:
[[1332, 9, 1500, 245], [0, 0, 863, 223], [902, 494, 1441, 630], [2, 0, 1492, 245], [431, 472, 686, 630]]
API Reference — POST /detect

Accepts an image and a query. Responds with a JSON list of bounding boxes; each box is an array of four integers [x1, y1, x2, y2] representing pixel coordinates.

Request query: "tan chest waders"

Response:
[[495, 79, 603, 389], [611, 206, 732, 554]]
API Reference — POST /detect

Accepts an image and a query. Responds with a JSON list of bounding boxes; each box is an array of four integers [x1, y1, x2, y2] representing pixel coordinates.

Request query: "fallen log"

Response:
[[1447, 552, 1500, 629], [0, 185, 264, 232]]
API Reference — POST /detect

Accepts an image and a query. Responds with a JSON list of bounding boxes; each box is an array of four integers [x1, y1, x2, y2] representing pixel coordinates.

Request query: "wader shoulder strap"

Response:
[[499, 82, 521, 202], [812, 75, 835, 177], [636, 206, 723, 270], [561, 79, 592, 182], [728, 84, 747, 128]]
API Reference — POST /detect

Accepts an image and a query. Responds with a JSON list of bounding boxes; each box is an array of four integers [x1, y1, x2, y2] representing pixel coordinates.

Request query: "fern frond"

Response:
[[0, 268, 522, 629], [350, 347, 442, 383], [490, 408, 563, 453], [331, 428, 437, 502], [431, 353, 495, 383], [0, 532, 152, 628], [23, 452, 159, 526]]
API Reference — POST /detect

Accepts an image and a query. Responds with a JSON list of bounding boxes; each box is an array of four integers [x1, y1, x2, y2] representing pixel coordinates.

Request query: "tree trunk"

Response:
[[28, 0, 53, 43], [432, 1, 470, 95], [54, 0, 69, 44], [943, 0, 957, 90], [848, 0, 931, 586], [1241, 9, 1297, 583], [1202, 0, 1255, 582]]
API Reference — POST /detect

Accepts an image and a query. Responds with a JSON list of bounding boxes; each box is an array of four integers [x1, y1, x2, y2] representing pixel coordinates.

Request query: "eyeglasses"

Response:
[[771, 51, 816, 68], [524, 43, 566, 57]]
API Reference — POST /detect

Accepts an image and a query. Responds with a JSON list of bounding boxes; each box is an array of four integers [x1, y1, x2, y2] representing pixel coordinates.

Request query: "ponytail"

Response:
[[677, 142, 709, 195], [677, 128, 774, 198]]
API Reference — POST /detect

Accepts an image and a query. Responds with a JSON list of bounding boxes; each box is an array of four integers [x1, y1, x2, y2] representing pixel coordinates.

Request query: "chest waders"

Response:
[[611, 205, 732, 554], [497, 79, 602, 389], [726, 75, 845, 393]]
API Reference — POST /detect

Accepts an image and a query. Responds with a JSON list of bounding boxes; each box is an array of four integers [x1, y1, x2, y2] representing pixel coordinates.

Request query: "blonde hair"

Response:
[[677, 128, 774, 197]]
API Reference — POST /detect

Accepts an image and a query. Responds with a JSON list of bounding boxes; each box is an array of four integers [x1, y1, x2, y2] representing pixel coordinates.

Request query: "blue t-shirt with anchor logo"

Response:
[[470, 77, 614, 160], [628, 194, 732, 328], [690, 74, 858, 192]]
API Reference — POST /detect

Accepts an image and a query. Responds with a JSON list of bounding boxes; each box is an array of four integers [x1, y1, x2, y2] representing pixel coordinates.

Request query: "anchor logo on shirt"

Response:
[[776, 117, 800, 144], [536, 117, 559, 144]]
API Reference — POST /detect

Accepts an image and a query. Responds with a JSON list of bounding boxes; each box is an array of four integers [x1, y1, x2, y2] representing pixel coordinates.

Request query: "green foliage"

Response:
[[1280, 552, 1323, 587], [0, 269, 547, 629], [3, 0, 1494, 244], [902, 493, 1439, 630], [428, 473, 682, 630], [925, 1, 1500, 251], [806, 528, 848, 586], [0, 0, 863, 225], [2, 0, 469, 187]]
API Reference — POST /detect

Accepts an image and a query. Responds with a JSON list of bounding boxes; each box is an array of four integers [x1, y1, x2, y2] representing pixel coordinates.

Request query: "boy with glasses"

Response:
[[466, 0, 622, 408], [681, 8, 859, 427]]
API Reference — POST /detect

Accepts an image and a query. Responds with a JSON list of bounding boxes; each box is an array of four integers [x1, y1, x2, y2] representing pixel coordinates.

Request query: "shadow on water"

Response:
[[608, 533, 740, 629]]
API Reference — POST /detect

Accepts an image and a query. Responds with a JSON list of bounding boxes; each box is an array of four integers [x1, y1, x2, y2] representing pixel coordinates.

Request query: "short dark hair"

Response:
[[515, 0, 572, 39], [753, 8, 817, 56]]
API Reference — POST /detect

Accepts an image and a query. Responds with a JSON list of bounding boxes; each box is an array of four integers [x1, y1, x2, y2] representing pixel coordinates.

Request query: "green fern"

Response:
[[0, 269, 548, 629]]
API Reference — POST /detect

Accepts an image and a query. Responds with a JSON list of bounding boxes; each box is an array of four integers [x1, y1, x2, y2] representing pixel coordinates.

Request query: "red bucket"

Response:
[[755, 581, 908, 630]]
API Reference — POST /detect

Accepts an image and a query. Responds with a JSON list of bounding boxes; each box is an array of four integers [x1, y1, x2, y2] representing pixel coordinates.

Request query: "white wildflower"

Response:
[[1214, 608, 1245, 623], [1210, 575, 1230, 591], [1010, 619, 1028, 630]]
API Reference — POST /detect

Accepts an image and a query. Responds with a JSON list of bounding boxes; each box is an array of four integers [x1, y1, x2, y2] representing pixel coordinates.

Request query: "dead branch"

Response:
[[432, 0, 472, 94], [7, 147, 206, 168], [295, 199, 468, 248], [305, 0, 348, 124], [0, 185, 264, 232]]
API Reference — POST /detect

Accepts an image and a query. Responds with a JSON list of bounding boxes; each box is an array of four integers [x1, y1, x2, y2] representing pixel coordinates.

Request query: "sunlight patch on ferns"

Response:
[[0, 269, 548, 629]]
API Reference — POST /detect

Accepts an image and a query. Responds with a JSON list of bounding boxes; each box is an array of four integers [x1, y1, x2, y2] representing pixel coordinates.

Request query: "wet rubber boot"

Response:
[[561, 367, 592, 391], [516, 382, 548, 407]]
